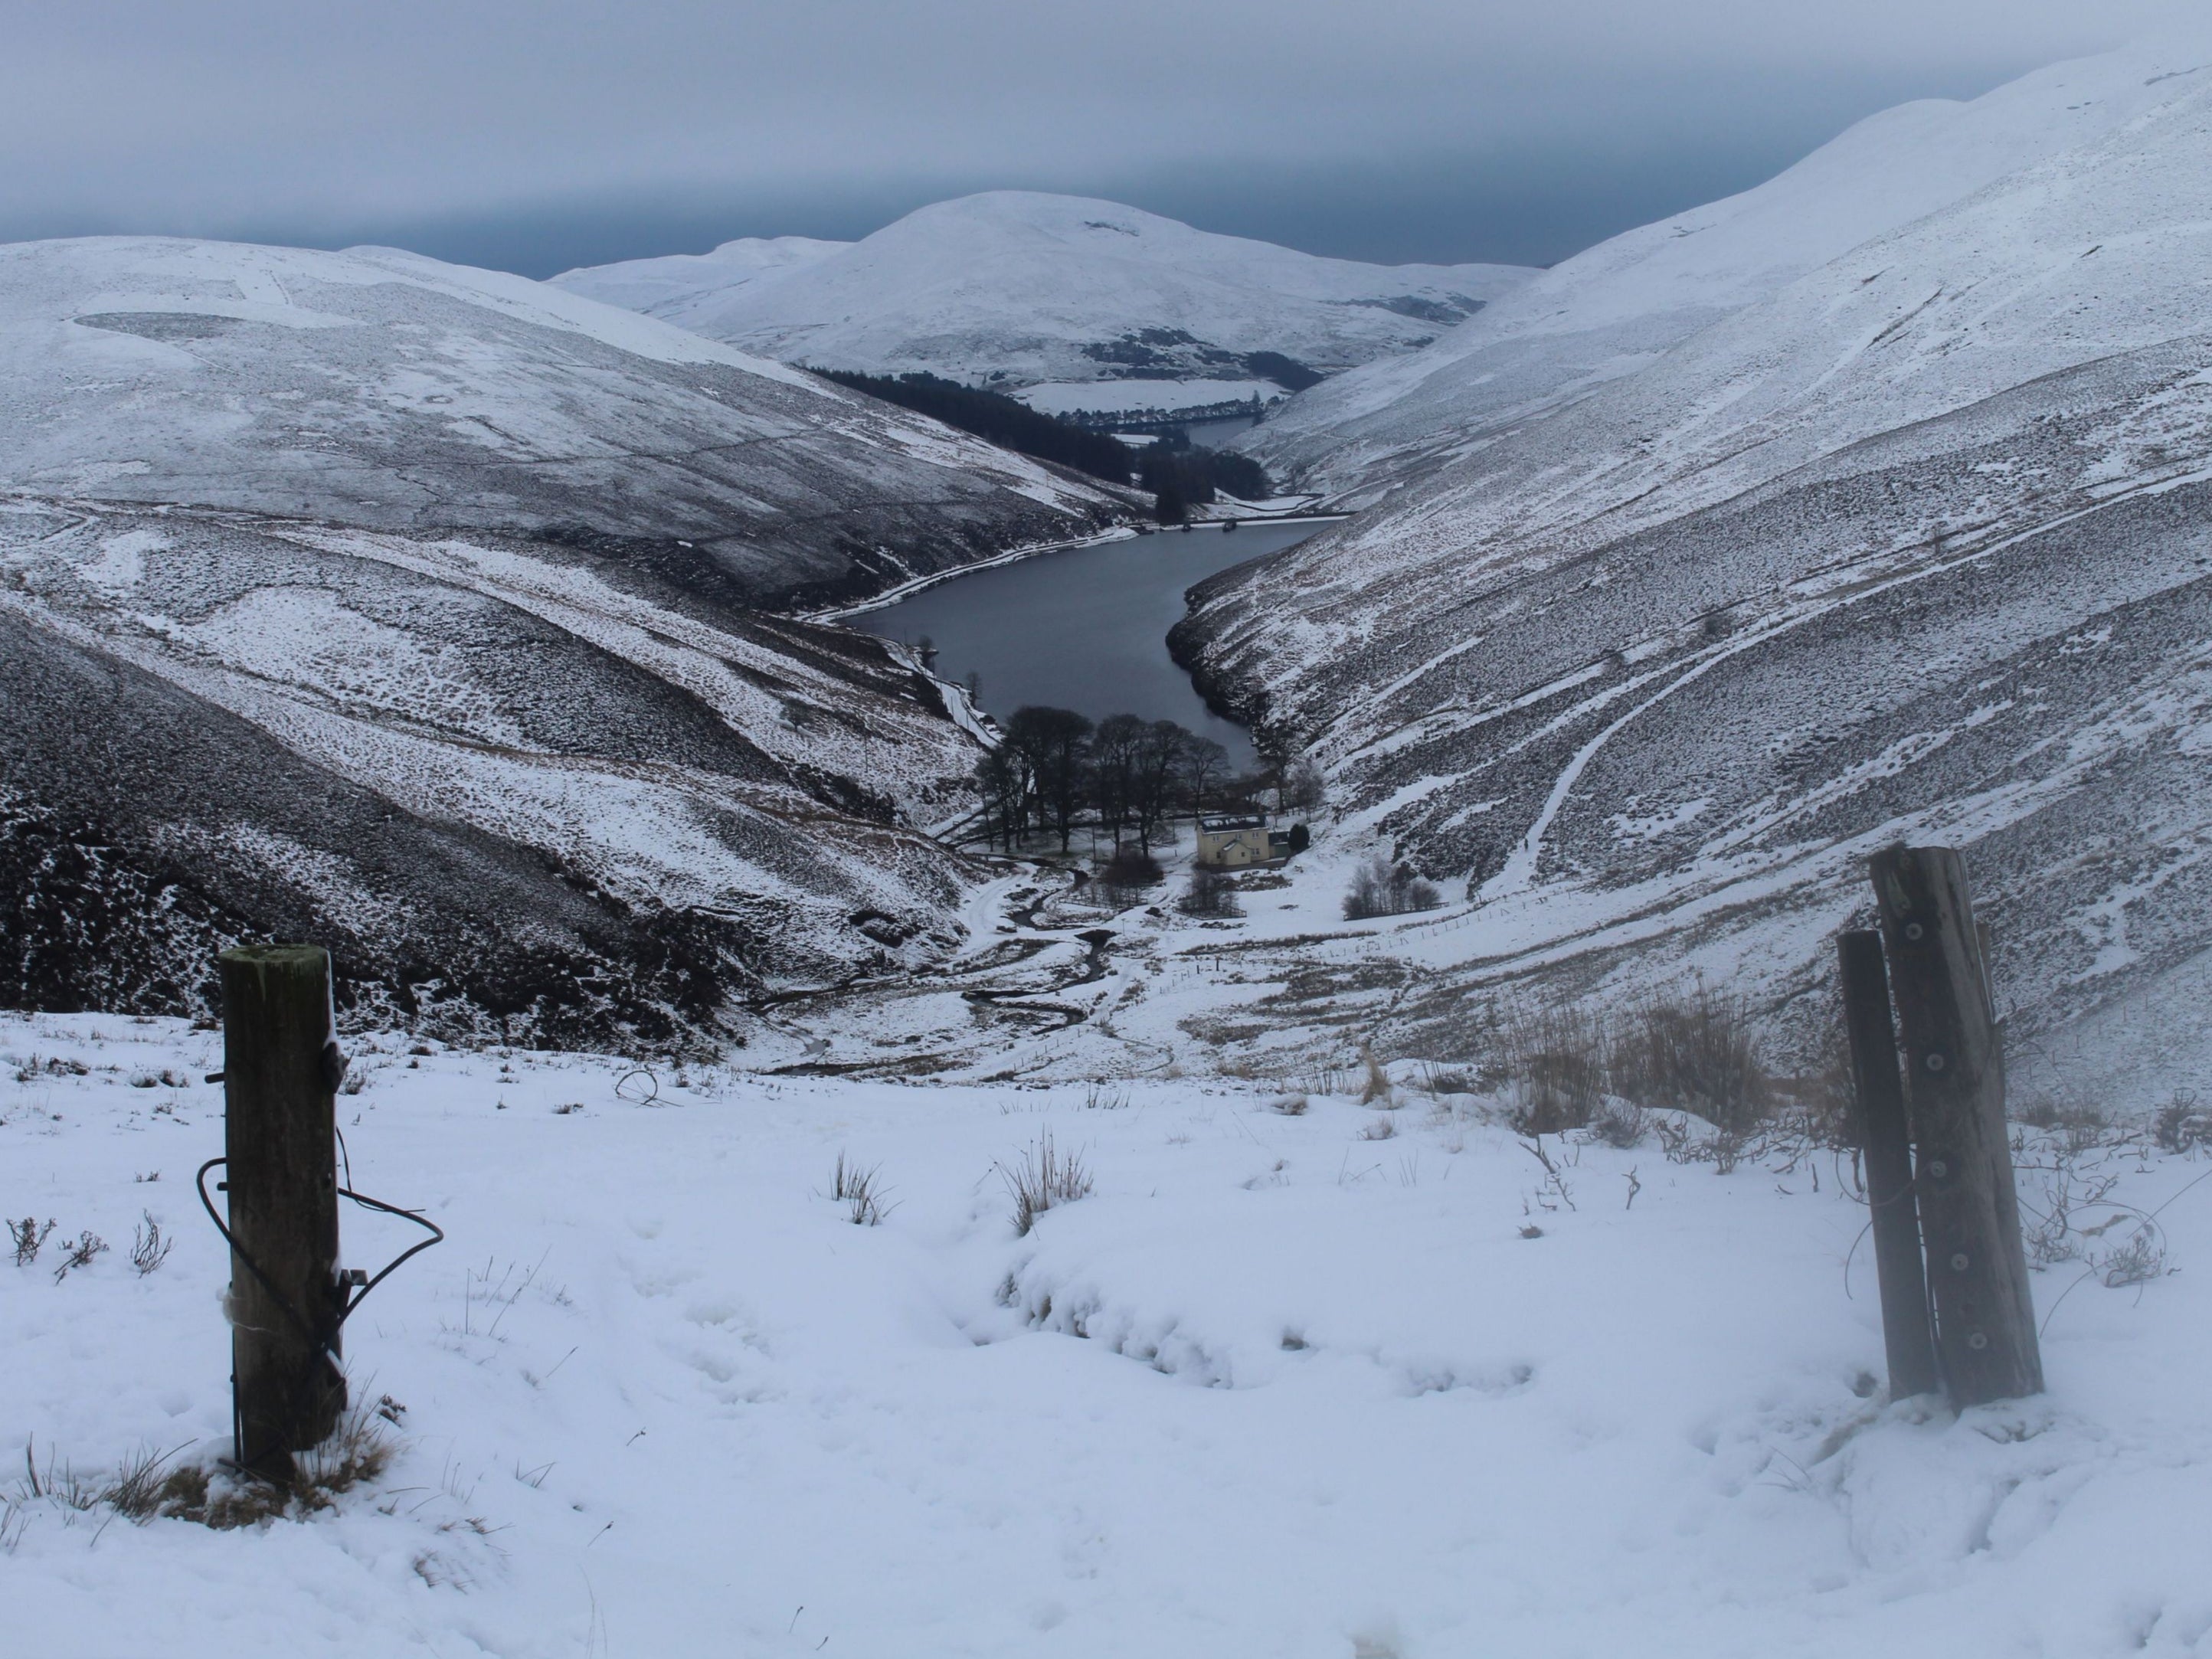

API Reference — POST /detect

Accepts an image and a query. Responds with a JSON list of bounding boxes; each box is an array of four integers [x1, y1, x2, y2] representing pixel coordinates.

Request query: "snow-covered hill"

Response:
[[0, 237, 1124, 609], [0, 238, 1135, 1040], [543, 233, 846, 319], [1174, 37, 2212, 1074], [552, 192, 1536, 406], [1242, 46, 2208, 506]]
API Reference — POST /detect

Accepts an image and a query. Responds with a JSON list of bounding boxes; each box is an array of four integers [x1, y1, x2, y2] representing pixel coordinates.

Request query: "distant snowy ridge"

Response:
[[552, 191, 1537, 397], [545, 234, 848, 319], [0, 237, 1141, 1041], [1175, 36, 2212, 1077]]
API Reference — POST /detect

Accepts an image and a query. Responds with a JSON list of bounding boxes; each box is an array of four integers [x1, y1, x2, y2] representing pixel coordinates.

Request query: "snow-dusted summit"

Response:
[[552, 191, 1536, 405]]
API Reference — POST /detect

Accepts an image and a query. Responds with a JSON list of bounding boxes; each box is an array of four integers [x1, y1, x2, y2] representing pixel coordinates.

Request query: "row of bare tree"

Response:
[[972, 707, 1234, 854]]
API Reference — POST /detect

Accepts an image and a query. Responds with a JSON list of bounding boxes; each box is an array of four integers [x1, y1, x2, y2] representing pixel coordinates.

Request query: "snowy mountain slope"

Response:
[[0, 237, 1149, 1040], [1172, 38, 2212, 1062], [551, 191, 1536, 397], [0, 237, 1128, 610], [1242, 41, 2207, 506], [0, 497, 995, 1044]]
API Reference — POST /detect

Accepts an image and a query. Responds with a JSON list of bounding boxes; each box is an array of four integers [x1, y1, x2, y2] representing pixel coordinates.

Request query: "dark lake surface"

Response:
[[1178, 411, 1264, 448], [850, 519, 1328, 766]]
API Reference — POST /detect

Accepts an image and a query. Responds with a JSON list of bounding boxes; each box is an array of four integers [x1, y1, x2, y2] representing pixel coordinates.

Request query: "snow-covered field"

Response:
[[8, 1009, 2210, 1657]]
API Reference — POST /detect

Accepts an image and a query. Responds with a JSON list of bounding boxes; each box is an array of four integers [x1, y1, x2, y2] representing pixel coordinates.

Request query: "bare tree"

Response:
[[1279, 757, 1324, 813], [973, 744, 1031, 850], [1131, 720, 1193, 856], [1004, 706, 1094, 853], [1089, 714, 1147, 850], [1180, 735, 1231, 815]]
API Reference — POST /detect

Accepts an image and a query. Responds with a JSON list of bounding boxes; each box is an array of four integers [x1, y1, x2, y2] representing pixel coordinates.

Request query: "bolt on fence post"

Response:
[[1867, 846, 2043, 1405], [1837, 929, 1940, 1400], [219, 944, 346, 1480]]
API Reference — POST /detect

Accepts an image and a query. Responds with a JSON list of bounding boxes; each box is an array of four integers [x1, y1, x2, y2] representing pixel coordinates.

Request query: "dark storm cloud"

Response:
[[1, 1, 2199, 270]]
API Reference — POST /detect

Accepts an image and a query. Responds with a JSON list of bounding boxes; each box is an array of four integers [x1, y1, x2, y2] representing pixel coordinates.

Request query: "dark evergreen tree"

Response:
[[812, 370, 1134, 485]]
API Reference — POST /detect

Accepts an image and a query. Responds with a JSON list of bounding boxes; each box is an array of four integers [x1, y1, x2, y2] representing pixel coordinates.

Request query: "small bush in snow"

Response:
[[999, 1133, 1092, 1236], [1342, 856, 1441, 921], [129, 1211, 173, 1276], [1180, 867, 1242, 918], [1498, 1002, 1608, 1135], [2153, 1090, 2210, 1153], [1589, 1099, 1648, 1149], [1095, 848, 1163, 908], [10, 1216, 57, 1267], [2097, 1224, 2169, 1288], [1417, 1062, 1477, 1097], [51, 1230, 107, 1282], [1608, 986, 1773, 1136]]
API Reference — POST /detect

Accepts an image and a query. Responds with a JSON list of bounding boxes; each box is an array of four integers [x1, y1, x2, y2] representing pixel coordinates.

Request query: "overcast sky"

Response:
[[2, 1, 2200, 274]]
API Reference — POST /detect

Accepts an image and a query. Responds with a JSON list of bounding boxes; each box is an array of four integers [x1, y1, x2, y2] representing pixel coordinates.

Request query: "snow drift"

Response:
[[553, 191, 1536, 401]]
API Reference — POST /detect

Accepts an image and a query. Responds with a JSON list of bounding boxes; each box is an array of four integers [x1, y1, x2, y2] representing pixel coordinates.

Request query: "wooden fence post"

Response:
[[1837, 929, 1940, 1399], [1867, 846, 2043, 1404], [220, 944, 346, 1479]]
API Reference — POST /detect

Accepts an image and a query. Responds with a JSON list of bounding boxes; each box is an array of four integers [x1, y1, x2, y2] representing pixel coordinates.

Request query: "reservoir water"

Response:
[[849, 519, 1329, 767]]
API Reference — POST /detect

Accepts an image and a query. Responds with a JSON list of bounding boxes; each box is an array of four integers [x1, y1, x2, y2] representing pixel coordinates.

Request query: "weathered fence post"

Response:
[[220, 944, 345, 1479], [1867, 846, 2043, 1404], [1837, 929, 1940, 1399]]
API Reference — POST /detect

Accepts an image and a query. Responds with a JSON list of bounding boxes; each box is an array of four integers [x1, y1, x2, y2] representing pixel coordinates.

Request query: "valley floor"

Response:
[[5, 1010, 2210, 1657]]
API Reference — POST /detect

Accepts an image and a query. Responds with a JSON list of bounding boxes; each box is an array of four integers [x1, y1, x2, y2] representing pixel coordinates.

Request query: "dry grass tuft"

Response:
[[1608, 985, 1772, 1135], [998, 1133, 1093, 1236], [830, 1151, 895, 1226], [1497, 1001, 1608, 1135], [15, 1403, 396, 1533]]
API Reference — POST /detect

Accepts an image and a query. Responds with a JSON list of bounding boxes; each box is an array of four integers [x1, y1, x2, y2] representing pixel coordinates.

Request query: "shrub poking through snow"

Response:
[[51, 1230, 108, 1282], [1589, 1099, 1648, 1149], [1342, 856, 1441, 920], [1418, 1062, 1477, 1097], [1608, 986, 1773, 1135], [10, 1217, 57, 1267], [1180, 867, 1242, 917], [1498, 1002, 1608, 1135], [999, 1133, 1092, 1236], [129, 1211, 172, 1276], [2154, 1090, 2210, 1153], [1095, 849, 1163, 908]]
